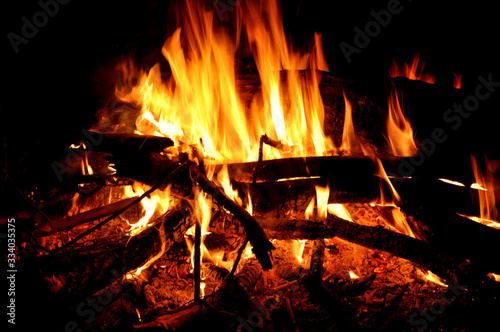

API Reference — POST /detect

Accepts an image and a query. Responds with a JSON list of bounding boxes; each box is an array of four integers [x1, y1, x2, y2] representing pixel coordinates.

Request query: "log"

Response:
[[82, 269, 153, 331], [86, 130, 174, 153], [34, 200, 194, 298], [34, 196, 138, 237], [134, 257, 263, 330], [208, 209, 470, 281], [189, 162, 275, 271]]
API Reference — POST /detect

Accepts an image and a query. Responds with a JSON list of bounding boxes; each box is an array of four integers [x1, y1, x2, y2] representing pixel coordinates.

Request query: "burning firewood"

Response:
[[188, 161, 275, 271], [208, 208, 470, 282], [34, 196, 139, 237]]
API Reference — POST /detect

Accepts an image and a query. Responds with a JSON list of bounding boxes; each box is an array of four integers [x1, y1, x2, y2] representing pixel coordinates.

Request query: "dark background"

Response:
[[1, 0, 499, 213]]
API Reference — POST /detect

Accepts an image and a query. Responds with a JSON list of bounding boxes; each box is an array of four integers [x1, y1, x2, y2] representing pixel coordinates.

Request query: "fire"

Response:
[[305, 197, 315, 220], [128, 222, 168, 278], [315, 184, 330, 220], [460, 156, 500, 229], [327, 203, 353, 222], [452, 72, 462, 89], [386, 86, 417, 156], [291, 239, 307, 264], [243, 0, 333, 159], [81, 147, 93, 176], [216, 165, 244, 208], [373, 158, 401, 207], [487, 273, 500, 283], [438, 178, 465, 187], [340, 92, 361, 154], [419, 269, 448, 287], [389, 207, 418, 239], [126, 184, 173, 237], [372, 158, 419, 239], [471, 183, 487, 191], [389, 52, 436, 84], [102, 0, 333, 165]]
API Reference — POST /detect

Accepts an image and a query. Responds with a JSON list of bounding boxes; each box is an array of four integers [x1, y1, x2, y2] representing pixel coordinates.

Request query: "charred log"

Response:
[[209, 209, 470, 281]]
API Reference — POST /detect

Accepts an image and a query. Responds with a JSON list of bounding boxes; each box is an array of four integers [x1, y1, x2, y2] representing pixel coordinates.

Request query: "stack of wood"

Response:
[[6, 73, 500, 331], [7, 127, 499, 331]]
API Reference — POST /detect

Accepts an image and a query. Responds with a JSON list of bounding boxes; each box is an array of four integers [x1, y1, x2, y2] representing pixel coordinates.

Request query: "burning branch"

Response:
[[188, 161, 275, 270]]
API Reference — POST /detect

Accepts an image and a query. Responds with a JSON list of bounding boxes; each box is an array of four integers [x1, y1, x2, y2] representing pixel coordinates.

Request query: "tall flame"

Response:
[[386, 87, 417, 156], [315, 184, 330, 220], [107, 0, 333, 164], [460, 156, 500, 229], [340, 92, 361, 154]]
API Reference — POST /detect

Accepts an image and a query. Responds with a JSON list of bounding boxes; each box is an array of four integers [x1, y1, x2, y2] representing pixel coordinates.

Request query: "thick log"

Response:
[[86, 130, 174, 153], [209, 209, 330, 240], [208, 209, 470, 281]]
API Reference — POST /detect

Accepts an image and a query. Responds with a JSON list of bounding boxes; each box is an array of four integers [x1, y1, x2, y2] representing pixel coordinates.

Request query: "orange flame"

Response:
[[386, 87, 417, 156], [327, 203, 353, 222], [305, 197, 315, 220], [488, 273, 500, 283], [126, 184, 173, 237], [340, 92, 361, 154], [419, 269, 448, 287], [291, 239, 307, 264], [459, 156, 500, 229], [315, 184, 330, 220], [439, 178, 465, 187], [389, 52, 435, 84], [452, 72, 462, 89], [103, 0, 333, 165]]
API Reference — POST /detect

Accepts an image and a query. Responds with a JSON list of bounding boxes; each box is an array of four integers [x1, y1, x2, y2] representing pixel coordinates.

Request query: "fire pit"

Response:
[[2, 1, 499, 331]]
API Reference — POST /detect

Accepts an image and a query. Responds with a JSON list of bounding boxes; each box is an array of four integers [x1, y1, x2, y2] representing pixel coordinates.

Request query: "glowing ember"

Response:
[[452, 72, 463, 89], [470, 183, 487, 191], [438, 178, 465, 187], [315, 184, 330, 220], [276, 176, 321, 182], [465, 156, 499, 229], [487, 273, 500, 283], [457, 214, 500, 230]]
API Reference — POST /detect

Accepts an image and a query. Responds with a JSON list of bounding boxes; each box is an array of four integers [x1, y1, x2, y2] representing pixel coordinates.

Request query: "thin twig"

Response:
[[227, 236, 249, 279], [50, 160, 189, 254]]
